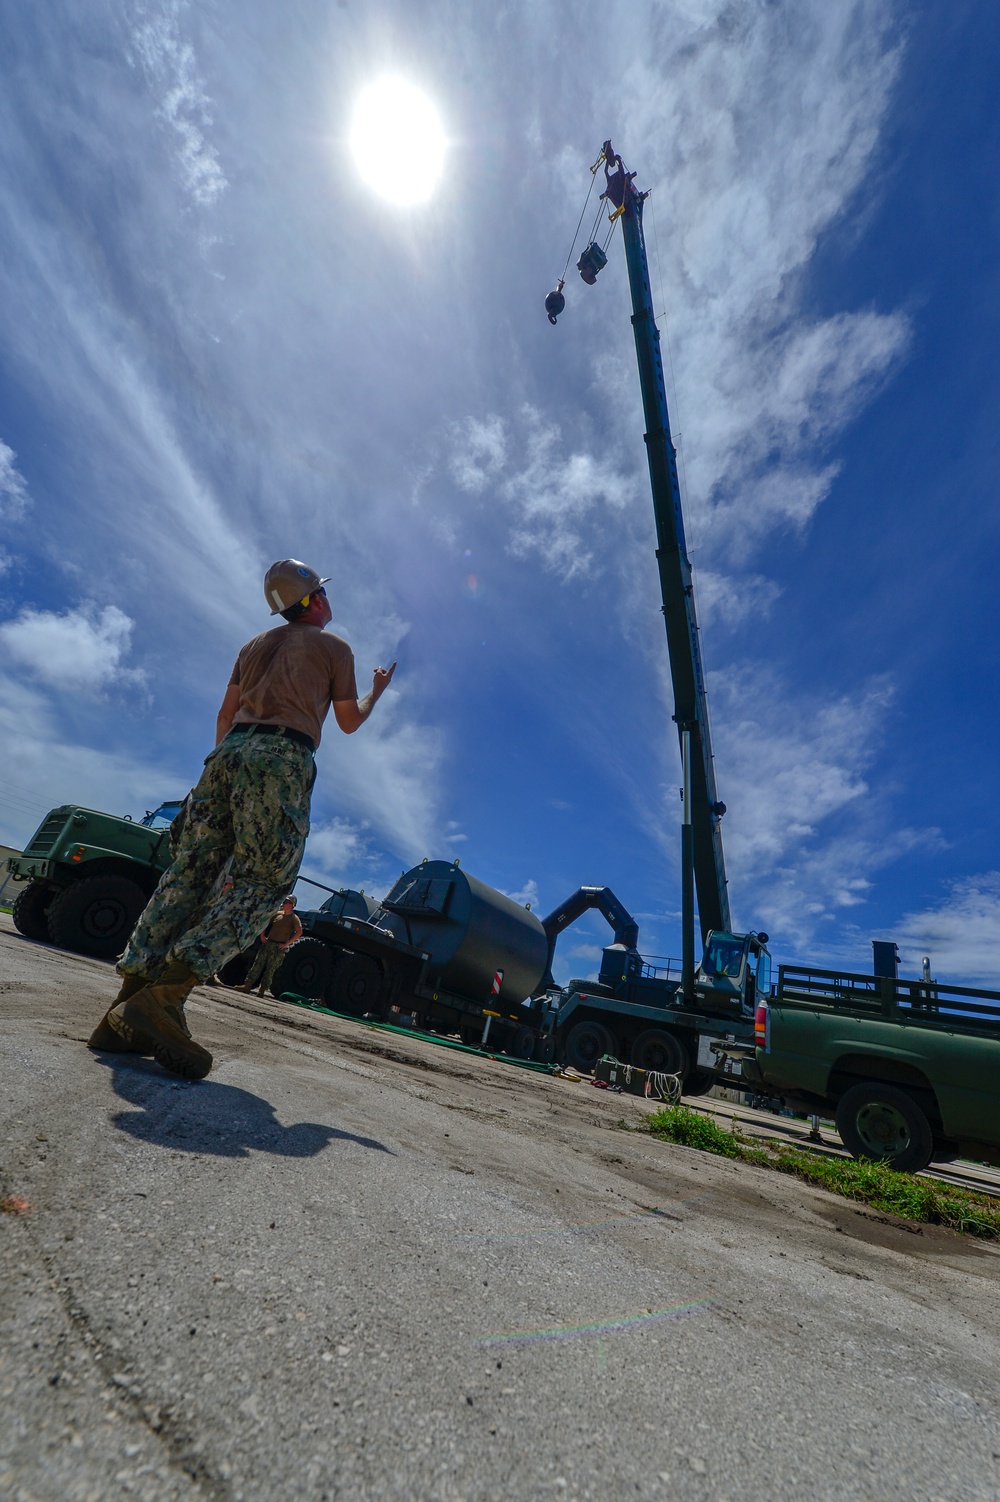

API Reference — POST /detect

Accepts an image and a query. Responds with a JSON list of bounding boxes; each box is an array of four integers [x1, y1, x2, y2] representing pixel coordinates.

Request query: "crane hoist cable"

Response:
[[544, 145, 623, 321], [544, 171, 598, 324], [559, 164, 600, 285]]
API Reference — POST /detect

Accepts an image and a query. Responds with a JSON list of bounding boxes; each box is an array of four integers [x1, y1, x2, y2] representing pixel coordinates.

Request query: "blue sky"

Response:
[[1, 1, 998, 985]]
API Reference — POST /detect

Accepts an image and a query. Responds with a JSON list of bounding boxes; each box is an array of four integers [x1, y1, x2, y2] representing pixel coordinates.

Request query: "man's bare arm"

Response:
[[333, 662, 397, 735], [216, 683, 242, 745]]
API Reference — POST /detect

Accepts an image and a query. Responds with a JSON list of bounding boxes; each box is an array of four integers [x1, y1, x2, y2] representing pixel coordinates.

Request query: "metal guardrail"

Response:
[[776, 964, 1000, 1034], [641, 954, 681, 982]]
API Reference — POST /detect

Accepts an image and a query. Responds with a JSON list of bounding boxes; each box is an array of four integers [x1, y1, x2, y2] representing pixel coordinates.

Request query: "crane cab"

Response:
[[695, 930, 771, 1017]]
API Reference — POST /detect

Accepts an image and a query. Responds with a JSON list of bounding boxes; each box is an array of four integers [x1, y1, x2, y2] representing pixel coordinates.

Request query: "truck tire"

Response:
[[835, 1082, 934, 1173], [505, 1024, 536, 1061], [630, 1028, 687, 1078], [271, 938, 337, 1000], [683, 1069, 715, 1097], [329, 953, 383, 1017], [12, 882, 55, 942], [47, 875, 146, 959], [563, 1020, 615, 1074]]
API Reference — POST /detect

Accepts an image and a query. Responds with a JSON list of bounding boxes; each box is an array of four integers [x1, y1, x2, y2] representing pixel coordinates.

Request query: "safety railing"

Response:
[[776, 964, 1000, 1035], [640, 954, 681, 982]]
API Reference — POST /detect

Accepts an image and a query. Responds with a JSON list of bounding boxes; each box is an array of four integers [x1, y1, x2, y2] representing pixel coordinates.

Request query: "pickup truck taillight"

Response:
[[754, 1001, 768, 1049]]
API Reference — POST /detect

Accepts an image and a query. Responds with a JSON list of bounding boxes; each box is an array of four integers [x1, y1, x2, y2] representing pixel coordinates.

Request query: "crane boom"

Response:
[[610, 145, 732, 940]]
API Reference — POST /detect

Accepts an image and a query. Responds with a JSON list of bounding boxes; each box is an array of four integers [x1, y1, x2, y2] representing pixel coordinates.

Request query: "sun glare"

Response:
[[349, 78, 446, 206]]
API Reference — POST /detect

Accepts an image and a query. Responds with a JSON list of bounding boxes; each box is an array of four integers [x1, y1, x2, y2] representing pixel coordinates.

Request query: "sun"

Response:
[[349, 78, 446, 206]]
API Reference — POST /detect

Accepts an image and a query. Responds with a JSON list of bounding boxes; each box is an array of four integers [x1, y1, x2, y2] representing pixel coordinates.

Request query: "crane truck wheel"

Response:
[[329, 952, 384, 1017], [835, 1082, 934, 1173], [271, 937, 337, 1000], [505, 1024, 536, 1061], [47, 874, 147, 959], [630, 1028, 687, 1079], [563, 1020, 615, 1074], [12, 881, 55, 943]]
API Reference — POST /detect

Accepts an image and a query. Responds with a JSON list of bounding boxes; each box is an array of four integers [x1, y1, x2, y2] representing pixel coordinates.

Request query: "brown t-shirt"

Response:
[[265, 910, 302, 945], [229, 623, 358, 749]]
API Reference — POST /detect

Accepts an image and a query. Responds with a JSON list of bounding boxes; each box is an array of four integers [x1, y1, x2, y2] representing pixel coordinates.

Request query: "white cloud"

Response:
[[568, 943, 603, 962], [318, 689, 444, 866], [502, 877, 541, 911], [611, 3, 908, 556], [449, 415, 507, 494], [891, 877, 1000, 989], [0, 672, 186, 851], [692, 566, 781, 631], [304, 815, 370, 877], [702, 666, 938, 947], [450, 406, 637, 581], [0, 605, 143, 694], [128, 1, 227, 206], [0, 439, 29, 519]]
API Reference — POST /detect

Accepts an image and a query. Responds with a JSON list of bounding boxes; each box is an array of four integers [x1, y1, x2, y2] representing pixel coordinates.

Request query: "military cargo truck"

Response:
[[7, 800, 182, 959]]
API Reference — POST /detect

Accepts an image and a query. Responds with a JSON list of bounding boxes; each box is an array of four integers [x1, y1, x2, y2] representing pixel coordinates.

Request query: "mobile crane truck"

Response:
[[263, 140, 769, 1092]]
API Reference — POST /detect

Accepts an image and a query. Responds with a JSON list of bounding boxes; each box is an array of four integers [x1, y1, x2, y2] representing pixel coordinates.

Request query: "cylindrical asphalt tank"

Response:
[[376, 860, 548, 1007], [316, 888, 381, 923]]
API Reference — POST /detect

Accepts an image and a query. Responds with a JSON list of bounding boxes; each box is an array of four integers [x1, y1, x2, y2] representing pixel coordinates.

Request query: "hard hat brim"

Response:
[[269, 576, 332, 615]]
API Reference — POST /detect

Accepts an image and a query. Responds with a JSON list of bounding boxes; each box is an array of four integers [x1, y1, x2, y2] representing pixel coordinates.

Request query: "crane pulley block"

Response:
[[576, 242, 608, 284]]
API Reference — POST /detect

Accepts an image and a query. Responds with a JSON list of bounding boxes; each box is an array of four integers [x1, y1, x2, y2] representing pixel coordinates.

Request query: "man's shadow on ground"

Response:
[[96, 1056, 392, 1160]]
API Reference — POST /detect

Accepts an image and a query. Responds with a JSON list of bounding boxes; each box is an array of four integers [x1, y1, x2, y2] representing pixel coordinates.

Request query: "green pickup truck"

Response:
[[742, 963, 1000, 1173]]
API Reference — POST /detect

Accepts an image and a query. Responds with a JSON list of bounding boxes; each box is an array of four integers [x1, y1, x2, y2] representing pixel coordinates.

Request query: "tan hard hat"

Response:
[[263, 560, 331, 615]]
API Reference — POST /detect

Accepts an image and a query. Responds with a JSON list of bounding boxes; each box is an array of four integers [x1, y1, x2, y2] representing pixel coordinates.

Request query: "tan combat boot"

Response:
[[87, 974, 155, 1053], [107, 960, 213, 1080]]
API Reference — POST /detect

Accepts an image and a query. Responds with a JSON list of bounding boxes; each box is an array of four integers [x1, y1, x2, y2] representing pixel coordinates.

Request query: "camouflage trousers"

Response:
[[243, 940, 286, 995], [119, 732, 314, 982]]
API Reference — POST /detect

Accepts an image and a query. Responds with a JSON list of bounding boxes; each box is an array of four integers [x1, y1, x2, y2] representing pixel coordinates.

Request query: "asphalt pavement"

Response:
[[3, 912, 1000, 1502]]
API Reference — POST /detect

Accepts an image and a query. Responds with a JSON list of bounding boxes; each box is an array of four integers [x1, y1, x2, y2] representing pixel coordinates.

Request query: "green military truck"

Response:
[[7, 800, 183, 959], [741, 962, 1000, 1173]]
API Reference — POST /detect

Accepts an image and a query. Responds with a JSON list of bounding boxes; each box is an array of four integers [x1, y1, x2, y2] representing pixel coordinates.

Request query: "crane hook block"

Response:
[[544, 283, 566, 326], [576, 241, 608, 285]]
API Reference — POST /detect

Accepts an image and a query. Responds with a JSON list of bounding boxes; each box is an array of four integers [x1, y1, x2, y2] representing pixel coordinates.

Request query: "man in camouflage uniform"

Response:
[[240, 895, 303, 997], [87, 559, 395, 1079]]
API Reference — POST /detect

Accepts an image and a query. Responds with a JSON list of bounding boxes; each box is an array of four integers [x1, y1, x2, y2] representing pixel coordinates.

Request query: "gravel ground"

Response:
[[3, 912, 1000, 1502]]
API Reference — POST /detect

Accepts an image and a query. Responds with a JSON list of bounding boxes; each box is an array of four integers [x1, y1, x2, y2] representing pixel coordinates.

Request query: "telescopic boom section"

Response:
[[606, 142, 732, 939]]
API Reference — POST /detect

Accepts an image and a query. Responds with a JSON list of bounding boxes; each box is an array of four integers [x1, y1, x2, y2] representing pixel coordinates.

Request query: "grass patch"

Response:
[[645, 1104, 1000, 1240]]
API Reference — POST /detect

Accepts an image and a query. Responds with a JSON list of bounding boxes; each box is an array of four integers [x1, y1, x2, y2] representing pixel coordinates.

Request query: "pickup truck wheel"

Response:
[[329, 953, 383, 1017], [12, 882, 55, 942], [563, 1020, 615, 1074], [271, 938, 337, 1000], [835, 1082, 934, 1173], [630, 1028, 687, 1078], [47, 875, 146, 959]]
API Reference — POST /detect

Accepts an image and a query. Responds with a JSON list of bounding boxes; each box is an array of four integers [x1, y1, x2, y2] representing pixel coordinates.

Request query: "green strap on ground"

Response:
[[276, 991, 557, 1074]]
